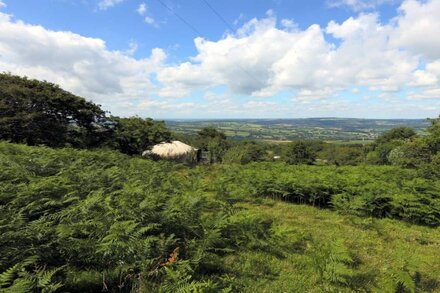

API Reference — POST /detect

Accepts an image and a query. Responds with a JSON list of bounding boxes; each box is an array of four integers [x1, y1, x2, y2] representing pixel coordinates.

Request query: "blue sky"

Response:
[[0, 0, 439, 118]]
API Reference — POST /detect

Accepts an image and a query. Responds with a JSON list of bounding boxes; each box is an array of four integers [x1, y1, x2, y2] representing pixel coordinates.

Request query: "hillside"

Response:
[[1, 142, 439, 292], [166, 118, 430, 142]]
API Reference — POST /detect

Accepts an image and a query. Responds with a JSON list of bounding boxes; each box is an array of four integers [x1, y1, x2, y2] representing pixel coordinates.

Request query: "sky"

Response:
[[0, 0, 439, 119]]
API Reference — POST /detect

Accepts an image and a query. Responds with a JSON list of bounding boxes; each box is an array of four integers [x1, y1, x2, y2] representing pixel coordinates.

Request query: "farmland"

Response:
[[166, 118, 429, 142]]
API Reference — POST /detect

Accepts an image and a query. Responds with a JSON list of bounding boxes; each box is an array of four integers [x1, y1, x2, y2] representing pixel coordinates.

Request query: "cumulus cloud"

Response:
[[155, 0, 440, 102], [0, 0, 439, 118], [0, 12, 165, 114], [98, 0, 125, 10], [391, 0, 440, 60]]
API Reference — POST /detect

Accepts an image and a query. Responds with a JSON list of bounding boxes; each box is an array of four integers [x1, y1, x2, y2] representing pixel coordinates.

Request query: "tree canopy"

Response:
[[283, 141, 317, 165], [112, 116, 171, 155], [0, 73, 172, 153], [0, 73, 106, 147]]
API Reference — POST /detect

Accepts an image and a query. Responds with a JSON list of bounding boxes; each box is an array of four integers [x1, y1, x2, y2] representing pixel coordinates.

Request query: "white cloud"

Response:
[[327, 0, 396, 11], [98, 0, 125, 10], [408, 88, 440, 99], [391, 0, 440, 60], [0, 0, 439, 118], [0, 1, 6, 8], [0, 12, 166, 115], [155, 0, 440, 102], [137, 3, 146, 15], [136, 2, 157, 27], [144, 16, 156, 25], [280, 19, 297, 30]]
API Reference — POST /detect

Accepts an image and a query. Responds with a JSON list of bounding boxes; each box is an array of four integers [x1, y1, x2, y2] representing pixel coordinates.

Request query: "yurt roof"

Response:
[[149, 141, 195, 157]]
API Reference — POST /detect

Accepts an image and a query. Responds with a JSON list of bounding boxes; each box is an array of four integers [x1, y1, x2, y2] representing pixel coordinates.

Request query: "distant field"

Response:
[[166, 118, 429, 141]]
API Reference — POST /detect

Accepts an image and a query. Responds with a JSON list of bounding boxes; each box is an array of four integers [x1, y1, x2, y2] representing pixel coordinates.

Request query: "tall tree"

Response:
[[112, 116, 171, 155], [196, 127, 228, 163], [0, 73, 106, 147], [283, 141, 317, 165]]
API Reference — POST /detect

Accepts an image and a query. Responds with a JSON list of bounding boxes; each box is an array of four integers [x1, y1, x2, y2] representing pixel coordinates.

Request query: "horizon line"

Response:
[[157, 116, 433, 121]]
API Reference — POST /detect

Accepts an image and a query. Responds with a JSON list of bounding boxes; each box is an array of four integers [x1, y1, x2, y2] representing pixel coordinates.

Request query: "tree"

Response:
[[112, 116, 172, 155], [196, 127, 227, 149], [0, 73, 106, 147], [223, 142, 267, 164], [370, 127, 417, 165], [196, 127, 228, 163], [322, 144, 364, 166], [387, 138, 431, 168], [425, 115, 440, 155], [376, 127, 417, 145], [283, 141, 317, 165]]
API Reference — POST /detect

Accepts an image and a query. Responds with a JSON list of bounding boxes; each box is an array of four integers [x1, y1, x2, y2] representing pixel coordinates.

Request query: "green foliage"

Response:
[[283, 141, 317, 165], [1, 142, 440, 291], [0, 142, 280, 291], [378, 244, 421, 293], [197, 126, 226, 143], [370, 127, 418, 165], [0, 74, 174, 154], [0, 256, 64, 292], [368, 117, 440, 182], [376, 127, 417, 145], [387, 138, 431, 168], [309, 239, 353, 285], [425, 115, 440, 154], [222, 142, 267, 164], [211, 162, 440, 226], [320, 144, 365, 166], [111, 116, 172, 155], [419, 152, 440, 179], [195, 127, 228, 163], [0, 73, 107, 148]]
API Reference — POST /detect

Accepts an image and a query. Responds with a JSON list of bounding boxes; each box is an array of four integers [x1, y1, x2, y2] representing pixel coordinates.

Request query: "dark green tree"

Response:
[[425, 115, 440, 155], [196, 127, 226, 149], [112, 116, 171, 155], [223, 141, 267, 164], [283, 141, 317, 165], [376, 127, 417, 145], [322, 145, 364, 166], [196, 127, 228, 163], [0, 73, 106, 147], [370, 127, 418, 165]]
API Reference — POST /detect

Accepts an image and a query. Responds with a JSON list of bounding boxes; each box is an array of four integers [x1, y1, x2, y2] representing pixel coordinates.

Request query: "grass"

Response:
[[230, 198, 440, 292]]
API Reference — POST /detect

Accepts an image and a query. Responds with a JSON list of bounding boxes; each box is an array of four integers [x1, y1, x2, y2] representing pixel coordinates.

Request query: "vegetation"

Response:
[[283, 141, 317, 165], [0, 73, 107, 148], [1, 75, 440, 292], [166, 118, 429, 141], [111, 116, 171, 155], [1, 142, 440, 292], [0, 74, 171, 155]]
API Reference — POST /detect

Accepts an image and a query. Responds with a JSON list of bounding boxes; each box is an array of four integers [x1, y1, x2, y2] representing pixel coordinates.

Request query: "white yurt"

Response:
[[143, 141, 198, 162]]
